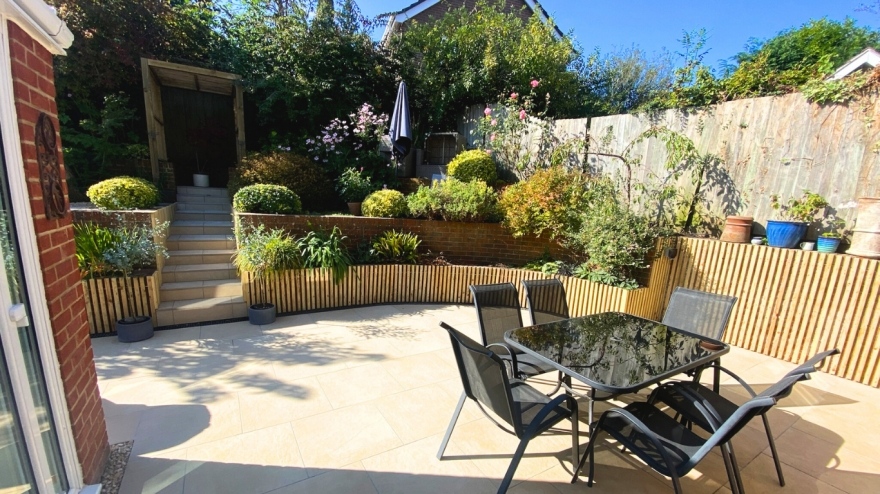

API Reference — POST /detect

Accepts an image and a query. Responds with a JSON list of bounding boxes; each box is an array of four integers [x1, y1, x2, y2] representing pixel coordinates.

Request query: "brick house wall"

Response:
[[410, 0, 533, 24], [237, 213, 567, 266], [7, 20, 108, 484]]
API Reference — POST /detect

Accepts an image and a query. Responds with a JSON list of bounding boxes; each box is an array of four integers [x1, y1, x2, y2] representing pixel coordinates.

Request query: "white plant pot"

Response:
[[193, 173, 210, 187]]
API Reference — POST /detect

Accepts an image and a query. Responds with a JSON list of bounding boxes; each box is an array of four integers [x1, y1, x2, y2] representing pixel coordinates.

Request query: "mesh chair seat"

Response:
[[601, 402, 706, 477], [510, 381, 574, 432], [502, 352, 557, 378]]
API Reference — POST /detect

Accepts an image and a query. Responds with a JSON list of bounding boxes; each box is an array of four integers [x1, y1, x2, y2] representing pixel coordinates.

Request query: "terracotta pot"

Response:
[[848, 197, 880, 259], [347, 202, 362, 216], [719, 216, 753, 243]]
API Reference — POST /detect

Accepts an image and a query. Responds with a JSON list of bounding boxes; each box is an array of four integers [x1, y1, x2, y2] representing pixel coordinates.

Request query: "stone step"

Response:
[[162, 263, 238, 283], [177, 194, 231, 205], [176, 186, 229, 198], [166, 234, 236, 251], [166, 249, 236, 266], [160, 279, 242, 302], [156, 296, 247, 326], [176, 202, 232, 212], [169, 221, 234, 236], [173, 211, 233, 222]]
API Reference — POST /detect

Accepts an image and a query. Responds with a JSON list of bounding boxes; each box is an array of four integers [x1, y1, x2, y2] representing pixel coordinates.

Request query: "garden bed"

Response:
[[82, 270, 159, 335]]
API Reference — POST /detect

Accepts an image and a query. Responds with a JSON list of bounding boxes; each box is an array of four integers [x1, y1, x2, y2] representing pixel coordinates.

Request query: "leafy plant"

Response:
[[74, 223, 121, 278], [407, 179, 501, 222], [229, 150, 335, 211], [294, 227, 352, 284], [307, 103, 391, 179], [86, 176, 159, 210], [233, 224, 301, 306], [447, 149, 497, 184], [769, 191, 828, 222], [362, 189, 408, 218], [800, 71, 872, 105], [233, 184, 302, 215], [499, 167, 591, 239], [371, 230, 421, 264], [336, 167, 375, 203]]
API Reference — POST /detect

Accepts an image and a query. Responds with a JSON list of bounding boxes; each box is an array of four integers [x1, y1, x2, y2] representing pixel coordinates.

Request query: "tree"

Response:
[[577, 46, 673, 116], [389, 0, 581, 133]]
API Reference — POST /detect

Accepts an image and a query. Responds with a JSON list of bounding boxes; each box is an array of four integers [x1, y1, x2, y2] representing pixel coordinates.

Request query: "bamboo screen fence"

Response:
[[82, 274, 159, 335]]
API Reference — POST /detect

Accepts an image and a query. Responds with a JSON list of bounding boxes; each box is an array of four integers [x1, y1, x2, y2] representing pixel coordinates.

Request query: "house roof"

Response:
[[828, 47, 880, 80], [380, 0, 565, 45]]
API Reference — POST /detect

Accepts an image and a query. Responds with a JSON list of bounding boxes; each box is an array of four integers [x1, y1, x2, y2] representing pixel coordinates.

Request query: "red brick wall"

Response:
[[237, 213, 567, 266], [7, 21, 108, 484]]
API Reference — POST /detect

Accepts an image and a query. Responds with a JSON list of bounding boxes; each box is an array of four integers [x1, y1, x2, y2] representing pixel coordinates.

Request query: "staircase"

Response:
[[156, 186, 246, 326]]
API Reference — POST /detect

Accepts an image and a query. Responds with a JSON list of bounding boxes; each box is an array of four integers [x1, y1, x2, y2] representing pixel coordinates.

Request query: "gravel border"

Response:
[[100, 441, 133, 494]]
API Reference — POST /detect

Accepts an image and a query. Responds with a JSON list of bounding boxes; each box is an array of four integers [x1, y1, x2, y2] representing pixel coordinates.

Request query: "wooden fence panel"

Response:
[[83, 274, 158, 335]]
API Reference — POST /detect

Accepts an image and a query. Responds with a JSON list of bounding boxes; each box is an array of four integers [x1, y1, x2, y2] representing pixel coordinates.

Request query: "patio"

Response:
[[93, 304, 880, 494]]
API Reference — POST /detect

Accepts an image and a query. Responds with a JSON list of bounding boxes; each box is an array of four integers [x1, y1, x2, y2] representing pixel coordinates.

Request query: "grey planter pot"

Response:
[[248, 303, 276, 325], [116, 316, 154, 343]]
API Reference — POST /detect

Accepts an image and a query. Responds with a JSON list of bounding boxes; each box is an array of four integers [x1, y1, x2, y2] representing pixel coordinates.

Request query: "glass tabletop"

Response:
[[504, 312, 729, 394]]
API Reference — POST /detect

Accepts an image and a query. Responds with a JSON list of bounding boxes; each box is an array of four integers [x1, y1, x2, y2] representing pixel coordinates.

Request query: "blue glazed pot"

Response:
[[817, 236, 841, 253], [766, 220, 808, 248]]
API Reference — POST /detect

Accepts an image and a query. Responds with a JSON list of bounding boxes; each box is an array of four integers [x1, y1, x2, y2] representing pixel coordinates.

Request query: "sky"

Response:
[[355, 0, 879, 68]]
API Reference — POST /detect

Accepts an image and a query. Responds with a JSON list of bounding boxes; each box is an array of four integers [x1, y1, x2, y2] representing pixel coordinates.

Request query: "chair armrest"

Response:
[[487, 342, 520, 377], [524, 393, 578, 437], [666, 382, 725, 431], [714, 365, 758, 397]]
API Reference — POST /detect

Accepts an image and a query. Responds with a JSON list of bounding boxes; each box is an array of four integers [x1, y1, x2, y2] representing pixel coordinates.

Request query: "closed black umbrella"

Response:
[[389, 81, 412, 162]]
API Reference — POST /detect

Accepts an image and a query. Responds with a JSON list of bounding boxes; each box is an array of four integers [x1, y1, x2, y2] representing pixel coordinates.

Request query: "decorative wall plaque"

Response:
[[35, 113, 66, 219]]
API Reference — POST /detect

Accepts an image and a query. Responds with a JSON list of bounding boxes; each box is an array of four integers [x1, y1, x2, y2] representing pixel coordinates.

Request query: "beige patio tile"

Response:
[[316, 363, 404, 409], [362, 434, 497, 494], [379, 351, 456, 390], [640, 441, 735, 494], [791, 405, 880, 460], [290, 402, 402, 474], [238, 376, 333, 432], [738, 453, 847, 494], [199, 319, 263, 341], [100, 375, 195, 408], [119, 449, 188, 494], [547, 442, 668, 494], [182, 424, 307, 494], [106, 408, 143, 444], [132, 399, 241, 455], [266, 462, 377, 494], [373, 383, 480, 445]]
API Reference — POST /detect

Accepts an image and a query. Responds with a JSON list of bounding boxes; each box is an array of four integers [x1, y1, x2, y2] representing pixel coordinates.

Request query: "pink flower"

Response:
[[530, 79, 539, 88], [510, 92, 518, 100], [491, 119, 497, 126], [519, 109, 527, 120], [490, 133, 496, 141], [485, 149, 493, 155], [483, 107, 492, 116]]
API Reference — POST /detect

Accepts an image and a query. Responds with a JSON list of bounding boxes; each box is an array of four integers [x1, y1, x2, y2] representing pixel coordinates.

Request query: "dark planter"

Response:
[[766, 220, 808, 248], [817, 236, 841, 253], [347, 202, 362, 216], [248, 303, 276, 325], [116, 316, 154, 343]]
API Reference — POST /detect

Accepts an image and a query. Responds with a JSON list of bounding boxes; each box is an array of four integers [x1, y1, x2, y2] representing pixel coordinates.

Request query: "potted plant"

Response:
[[817, 205, 854, 253], [233, 224, 301, 325], [767, 191, 828, 248], [336, 167, 374, 215], [75, 220, 168, 342]]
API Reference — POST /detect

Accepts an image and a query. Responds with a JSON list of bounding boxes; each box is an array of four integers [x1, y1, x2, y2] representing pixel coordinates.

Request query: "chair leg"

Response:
[[762, 413, 785, 486], [572, 429, 600, 484], [727, 441, 746, 494], [498, 437, 530, 493], [720, 443, 741, 494], [571, 406, 580, 469], [437, 391, 466, 460]]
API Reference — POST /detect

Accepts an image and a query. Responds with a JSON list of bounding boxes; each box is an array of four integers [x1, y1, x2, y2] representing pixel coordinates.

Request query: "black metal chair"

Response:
[[437, 322, 579, 493], [522, 278, 570, 325], [662, 287, 738, 340], [470, 283, 557, 380], [662, 287, 738, 386], [648, 348, 840, 491]]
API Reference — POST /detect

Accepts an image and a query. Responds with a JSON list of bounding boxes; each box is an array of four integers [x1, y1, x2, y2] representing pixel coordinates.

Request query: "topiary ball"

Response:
[[233, 184, 302, 214], [86, 176, 160, 210], [362, 189, 407, 218], [447, 149, 497, 184]]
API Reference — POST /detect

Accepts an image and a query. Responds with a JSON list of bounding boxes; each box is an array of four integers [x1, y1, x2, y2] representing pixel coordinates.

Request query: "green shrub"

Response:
[[336, 167, 375, 202], [233, 225, 301, 278], [362, 189, 407, 217], [407, 179, 500, 222], [229, 151, 335, 211], [371, 230, 421, 264], [233, 184, 302, 214], [74, 221, 168, 279], [295, 227, 352, 284], [86, 176, 159, 210], [447, 149, 497, 183], [499, 167, 591, 239]]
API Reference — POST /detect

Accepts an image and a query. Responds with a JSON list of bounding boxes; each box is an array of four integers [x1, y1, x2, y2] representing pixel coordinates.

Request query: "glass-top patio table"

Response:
[[504, 312, 729, 422]]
